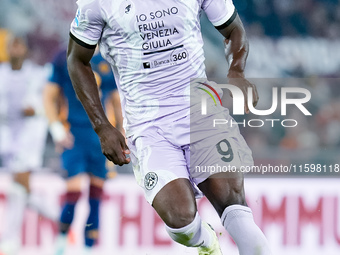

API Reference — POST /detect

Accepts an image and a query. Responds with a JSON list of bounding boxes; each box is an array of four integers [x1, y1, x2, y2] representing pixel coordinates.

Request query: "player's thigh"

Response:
[[193, 136, 249, 215], [191, 115, 252, 215], [128, 130, 191, 204], [128, 129, 197, 227], [66, 174, 85, 192], [198, 172, 246, 217]]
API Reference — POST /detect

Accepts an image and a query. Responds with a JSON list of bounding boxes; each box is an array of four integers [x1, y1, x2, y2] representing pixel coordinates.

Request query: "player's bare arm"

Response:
[[67, 38, 130, 166], [217, 13, 259, 113], [43, 83, 63, 124], [43, 82, 74, 151]]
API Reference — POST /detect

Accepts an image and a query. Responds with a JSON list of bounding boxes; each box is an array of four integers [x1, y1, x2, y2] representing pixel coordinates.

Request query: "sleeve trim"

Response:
[[69, 32, 97, 49], [214, 8, 237, 30]]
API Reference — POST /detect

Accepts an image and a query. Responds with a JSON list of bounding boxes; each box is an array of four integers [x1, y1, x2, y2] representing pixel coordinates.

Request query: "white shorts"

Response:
[[128, 105, 253, 205], [0, 117, 48, 172]]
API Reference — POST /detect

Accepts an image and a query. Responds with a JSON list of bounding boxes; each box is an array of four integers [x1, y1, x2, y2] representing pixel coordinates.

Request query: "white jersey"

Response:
[[70, 0, 236, 136], [0, 61, 48, 171]]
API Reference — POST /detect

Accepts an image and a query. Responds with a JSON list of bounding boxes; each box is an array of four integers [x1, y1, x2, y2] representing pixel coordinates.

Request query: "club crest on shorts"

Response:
[[144, 172, 158, 190]]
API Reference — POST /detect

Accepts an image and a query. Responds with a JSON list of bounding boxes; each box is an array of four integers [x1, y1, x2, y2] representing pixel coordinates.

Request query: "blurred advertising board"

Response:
[[0, 174, 339, 255]]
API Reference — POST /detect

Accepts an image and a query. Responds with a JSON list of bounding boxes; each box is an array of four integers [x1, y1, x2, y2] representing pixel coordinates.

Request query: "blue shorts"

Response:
[[62, 125, 107, 179]]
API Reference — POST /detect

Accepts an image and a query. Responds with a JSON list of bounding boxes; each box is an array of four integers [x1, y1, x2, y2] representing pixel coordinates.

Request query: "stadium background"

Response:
[[0, 0, 339, 254]]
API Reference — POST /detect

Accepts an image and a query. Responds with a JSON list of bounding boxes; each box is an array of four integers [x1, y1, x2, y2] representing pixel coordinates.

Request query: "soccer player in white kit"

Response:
[[67, 0, 272, 254], [0, 35, 49, 255]]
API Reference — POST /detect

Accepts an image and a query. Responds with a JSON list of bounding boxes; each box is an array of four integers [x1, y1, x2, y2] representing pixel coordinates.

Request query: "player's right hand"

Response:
[[55, 132, 74, 153], [227, 70, 259, 114], [96, 123, 130, 166], [22, 106, 35, 116], [49, 121, 74, 153]]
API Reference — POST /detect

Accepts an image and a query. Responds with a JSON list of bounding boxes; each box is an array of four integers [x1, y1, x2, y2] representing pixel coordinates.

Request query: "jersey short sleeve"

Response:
[[69, 0, 105, 48], [202, 0, 236, 28]]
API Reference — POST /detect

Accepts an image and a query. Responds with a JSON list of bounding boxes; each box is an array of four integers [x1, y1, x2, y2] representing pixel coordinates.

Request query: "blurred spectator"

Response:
[[236, 0, 340, 38], [1, 0, 339, 65]]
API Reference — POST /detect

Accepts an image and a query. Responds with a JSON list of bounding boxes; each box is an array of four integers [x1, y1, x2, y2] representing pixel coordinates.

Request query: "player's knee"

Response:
[[164, 206, 197, 229], [13, 172, 30, 192], [89, 176, 105, 189], [66, 174, 84, 191], [226, 184, 245, 206], [229, 178, 244, 198], [216, 179, 247, 216]]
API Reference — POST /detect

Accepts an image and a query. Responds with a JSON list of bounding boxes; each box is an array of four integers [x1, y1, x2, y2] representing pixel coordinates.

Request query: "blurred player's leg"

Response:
[[198, 173, 272, 255], [13, 171, 58, 220], [0, 171, 31, 255], [11, 171, 56, 221], [153, 178, 222, 254], [0, 169, 54, 254], [55, 175, 83, 255], [0, 181, 27, 255], [83, 176, 104, 254], [13, 172, 30, 193]]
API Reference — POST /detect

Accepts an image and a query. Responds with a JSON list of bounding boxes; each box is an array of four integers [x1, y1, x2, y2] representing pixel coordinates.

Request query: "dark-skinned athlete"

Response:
[[66, 0, 272, 254]]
